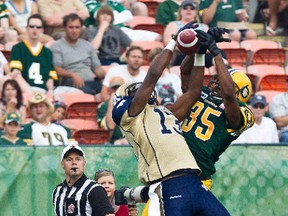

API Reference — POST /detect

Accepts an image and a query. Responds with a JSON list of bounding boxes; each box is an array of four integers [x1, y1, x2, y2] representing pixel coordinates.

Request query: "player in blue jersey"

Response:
[[112, 23, 230, 215]]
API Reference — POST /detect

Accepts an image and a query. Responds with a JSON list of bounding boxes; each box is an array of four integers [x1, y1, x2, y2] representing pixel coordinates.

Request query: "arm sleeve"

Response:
[[50, 43, 64, 67], [88, 185, 115, 216]]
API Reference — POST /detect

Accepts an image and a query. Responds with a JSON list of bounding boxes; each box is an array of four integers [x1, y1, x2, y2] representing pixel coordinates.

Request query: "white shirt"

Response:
[[232, 117, 279, 144], [103, 65, 147, 87]]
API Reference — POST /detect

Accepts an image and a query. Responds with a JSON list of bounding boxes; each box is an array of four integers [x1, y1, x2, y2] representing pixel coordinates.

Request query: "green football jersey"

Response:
[[97, 100, 124, 143], [0, 136, 27, 146], [182, 87, 254, 179], [0, 2, 9, 19], [10, 40, 57, 90], [85, 0, 126, 27]]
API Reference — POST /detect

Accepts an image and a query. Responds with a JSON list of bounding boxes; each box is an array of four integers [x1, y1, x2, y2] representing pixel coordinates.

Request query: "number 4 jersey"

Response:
[[10, 40, 57, 90], [17, 121, 77, 146]]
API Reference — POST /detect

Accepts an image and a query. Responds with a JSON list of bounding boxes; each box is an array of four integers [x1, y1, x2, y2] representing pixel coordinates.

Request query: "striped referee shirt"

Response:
[[52, 174, 114, 216]]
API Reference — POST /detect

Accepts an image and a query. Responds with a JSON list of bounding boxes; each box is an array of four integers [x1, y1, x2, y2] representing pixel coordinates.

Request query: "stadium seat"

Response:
[[102, 65, 115, 75], [247, 65, 285, 91], [140, 1, 159, 18], [221, 48, 248, 67], [256, 74, 288, 92], [255, 90, 282, 104], [2, 50, 11, 61], [251, 48, 286, 66], [66, 101, 100, 121], [55, 92, 95, 106], [61, 119, 99, 131], [240, 39, 284, 66], [247, 65, 285, 76], [240, 39, 279, 52], [217, 41, 240, 49], [73, 129, 109, 144], [131, 41, 164, 65], [133, 23, 165, 36], [169, 66, 210, 77], [127, 16, 155, 28]]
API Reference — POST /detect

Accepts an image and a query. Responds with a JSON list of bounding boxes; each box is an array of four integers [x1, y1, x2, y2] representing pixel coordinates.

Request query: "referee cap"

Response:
[[28, 92, 54, 113], [61, 144, 86, 161]]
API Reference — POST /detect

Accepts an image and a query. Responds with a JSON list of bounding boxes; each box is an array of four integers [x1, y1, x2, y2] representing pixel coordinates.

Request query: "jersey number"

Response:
[[182, 101, 221, 141], [154, 108, 182, 135], [29, 63, 44, 84], [42, 132, 64, 145]]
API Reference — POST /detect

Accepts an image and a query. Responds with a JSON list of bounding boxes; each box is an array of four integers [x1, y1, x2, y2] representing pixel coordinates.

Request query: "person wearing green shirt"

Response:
[[0, 112, 27, 146]]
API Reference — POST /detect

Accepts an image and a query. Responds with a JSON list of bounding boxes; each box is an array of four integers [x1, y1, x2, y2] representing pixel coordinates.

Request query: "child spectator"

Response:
[[87, 5, 132, 65], [51, 100, 67, 124], [0, 112, 27, 145]]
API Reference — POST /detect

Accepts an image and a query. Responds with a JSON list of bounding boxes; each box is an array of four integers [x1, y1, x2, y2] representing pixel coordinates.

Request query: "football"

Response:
[[176, 28, 200, 55]]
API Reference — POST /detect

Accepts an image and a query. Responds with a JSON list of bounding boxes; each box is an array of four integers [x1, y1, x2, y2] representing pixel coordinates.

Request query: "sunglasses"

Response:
[[28, 25, 43, 29], [252, 104, 265, 109], [183, 5, 196, 10], [95, 168, 114, 176], [53, 101, 67, 109]]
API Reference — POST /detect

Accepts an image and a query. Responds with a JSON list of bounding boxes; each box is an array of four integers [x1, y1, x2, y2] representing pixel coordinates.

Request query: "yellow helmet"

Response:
[[113, 82, 157, 106], [229, 68, 252, 103]]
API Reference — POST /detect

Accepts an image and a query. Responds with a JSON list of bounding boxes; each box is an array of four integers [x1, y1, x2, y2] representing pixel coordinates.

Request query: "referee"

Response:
[[52, 144, 115, 216]]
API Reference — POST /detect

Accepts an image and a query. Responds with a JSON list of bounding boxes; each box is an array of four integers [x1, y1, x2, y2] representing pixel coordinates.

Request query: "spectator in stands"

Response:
[[0, 112, 27, 145], [163, 0, 218, 67], [156, 0, 182, 26], [37, 0, 89, 39], [233, 95, 279, 144], [160, 95, 174, 111], [50, 13, 106, 95], [97, 76, 128, 145], [84, 0, 133, 27], [0, 1, 9, 44], [120, 0, 148, 16], [6, 0, 54, 46], [130, 1, 148, 16], [147, 47, 182, 103], [18, 92, 77, 146], [0, 50, 10, 76], [260, 0, 288, 35], [51, 100, 67, 124], [100, 45, 146, 101], [94, 168, 138, 216], [198, 0, 257, 42], [87, 5, 132, 66], [269, 83, 288, 143], [0, 79, 27, 130], [84, 0, 161, 41], [10, 14, 56, 98]]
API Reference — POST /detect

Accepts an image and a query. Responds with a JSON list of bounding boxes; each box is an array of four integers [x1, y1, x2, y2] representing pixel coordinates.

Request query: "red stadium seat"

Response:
[[255, 90, 283, 104], [66, 101, 100, 121], [133, 23, 165, 36], [240, 39, 284, 66], [55, 92, 95, 106], [141, 1, 159, 18], [131, 41, 164, 65], [73, 129, 109, 144], [128, 16, 155, 28], [61, 119, 99, 131], [256, 74, 288, 91]]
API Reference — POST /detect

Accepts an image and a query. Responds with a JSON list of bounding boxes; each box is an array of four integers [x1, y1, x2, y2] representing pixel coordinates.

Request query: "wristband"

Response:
[[165, 40, 176, 52], [194, 54, 205, 66]]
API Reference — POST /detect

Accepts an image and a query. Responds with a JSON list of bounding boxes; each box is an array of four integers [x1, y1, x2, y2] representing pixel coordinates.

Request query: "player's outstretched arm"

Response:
[[128, 47, 174, 116]]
